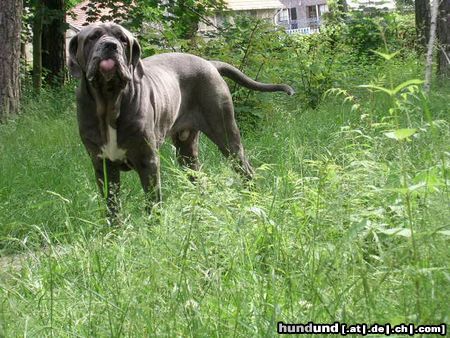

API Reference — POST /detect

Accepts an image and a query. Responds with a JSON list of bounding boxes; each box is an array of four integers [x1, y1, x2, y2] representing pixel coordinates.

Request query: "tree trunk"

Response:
[[424, 0, 440, 94], [42, 0, 66, 86], [32, 2, 43, 93], [0, 0, 23, 121], [415, 0, 430, 49], [437, 0, 450, 77]]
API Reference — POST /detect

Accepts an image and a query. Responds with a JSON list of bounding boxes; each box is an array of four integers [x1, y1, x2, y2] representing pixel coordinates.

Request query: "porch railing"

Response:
[[277, 18, 322, 34], [286, 26, 320, 35]]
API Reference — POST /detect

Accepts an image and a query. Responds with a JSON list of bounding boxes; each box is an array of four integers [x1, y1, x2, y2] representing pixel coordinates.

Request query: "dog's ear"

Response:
[[68, 34, 82, 78], [130, 38, 141, 67], [131, 38, 144, 79]]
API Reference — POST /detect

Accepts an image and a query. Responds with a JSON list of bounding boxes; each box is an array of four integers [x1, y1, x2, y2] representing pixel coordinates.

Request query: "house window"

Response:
[[289, 7, 297, 21], [318, 4, 328, 16], [278, 8, 288, 22], [306, 5, 318, 19]]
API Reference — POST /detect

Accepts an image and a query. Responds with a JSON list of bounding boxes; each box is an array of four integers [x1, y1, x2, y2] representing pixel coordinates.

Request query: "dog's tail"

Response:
[[210, 61, 295, 96]]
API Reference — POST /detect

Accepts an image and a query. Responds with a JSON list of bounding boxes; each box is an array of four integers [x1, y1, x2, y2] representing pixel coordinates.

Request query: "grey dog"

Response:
[[68, 23, 294, 221]]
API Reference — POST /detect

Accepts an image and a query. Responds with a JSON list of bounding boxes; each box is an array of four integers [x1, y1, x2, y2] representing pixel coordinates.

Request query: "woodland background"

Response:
[[0, 0, 449, 336]]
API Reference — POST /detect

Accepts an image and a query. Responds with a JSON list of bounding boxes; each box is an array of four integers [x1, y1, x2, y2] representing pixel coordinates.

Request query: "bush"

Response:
[[338, 11, 417, 58]]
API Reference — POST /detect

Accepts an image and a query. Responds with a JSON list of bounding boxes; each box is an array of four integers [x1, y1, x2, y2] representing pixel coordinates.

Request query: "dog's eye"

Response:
[[89, 32, 101, 41], [119, 35, 128, 44]]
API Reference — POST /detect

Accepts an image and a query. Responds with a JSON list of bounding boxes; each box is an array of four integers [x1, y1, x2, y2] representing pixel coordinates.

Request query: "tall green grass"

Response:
[[0, 58, 449, 336]]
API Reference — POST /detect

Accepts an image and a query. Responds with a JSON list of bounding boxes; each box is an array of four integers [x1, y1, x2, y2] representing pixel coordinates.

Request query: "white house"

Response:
[[66, 0, 399, 40], [199, 0, 330, 35], [65, 0, 399, 52], [347, 0, 396, 10], [198, 0, 286, 33], [276, 0, 396, 34], [279, 0, 328, 34]]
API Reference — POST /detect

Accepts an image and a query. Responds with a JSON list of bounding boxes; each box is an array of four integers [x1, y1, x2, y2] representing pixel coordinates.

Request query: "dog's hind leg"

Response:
[[172, 130, 200, 175], [216, 132, 255, 181], [201, 101, 254, 180]]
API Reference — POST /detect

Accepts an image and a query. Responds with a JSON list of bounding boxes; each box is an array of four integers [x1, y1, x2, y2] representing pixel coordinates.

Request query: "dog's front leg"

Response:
[[135, 149, 162, 214], [91, 157, 121, 224]]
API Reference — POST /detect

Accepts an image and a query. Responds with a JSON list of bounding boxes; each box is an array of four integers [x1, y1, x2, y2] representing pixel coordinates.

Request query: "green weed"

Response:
[[0, 46, 449, 338]]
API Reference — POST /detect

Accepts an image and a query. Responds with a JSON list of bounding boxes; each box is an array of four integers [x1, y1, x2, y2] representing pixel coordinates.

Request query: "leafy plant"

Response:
[[331, 11, 417, 59], [192, 16, 292, 129]]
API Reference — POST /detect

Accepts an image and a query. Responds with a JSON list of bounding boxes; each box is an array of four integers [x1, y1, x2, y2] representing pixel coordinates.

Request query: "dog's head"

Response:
[[68, 23, 143, 85]]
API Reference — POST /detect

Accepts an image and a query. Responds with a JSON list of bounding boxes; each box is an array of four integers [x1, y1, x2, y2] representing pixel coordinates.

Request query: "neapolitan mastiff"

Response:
[[68, 23, 294, 221]]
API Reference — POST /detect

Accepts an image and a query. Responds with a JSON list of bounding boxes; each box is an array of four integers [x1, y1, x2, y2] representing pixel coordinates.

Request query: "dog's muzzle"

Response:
[[87, 38, 131, 84], [99, 58, 117, 81]]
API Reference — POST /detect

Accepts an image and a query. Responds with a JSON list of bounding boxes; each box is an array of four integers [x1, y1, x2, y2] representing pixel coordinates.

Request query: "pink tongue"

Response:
[[99, 59, 116, 72]]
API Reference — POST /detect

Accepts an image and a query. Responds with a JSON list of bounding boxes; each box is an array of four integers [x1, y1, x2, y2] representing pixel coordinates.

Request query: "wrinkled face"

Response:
[[68, 23, 141, 85]]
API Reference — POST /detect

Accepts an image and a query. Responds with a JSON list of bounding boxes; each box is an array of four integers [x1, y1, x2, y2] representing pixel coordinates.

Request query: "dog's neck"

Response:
[[87, 76, 127, 143]]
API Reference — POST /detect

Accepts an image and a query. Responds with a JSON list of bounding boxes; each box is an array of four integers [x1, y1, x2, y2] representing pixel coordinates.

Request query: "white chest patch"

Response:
[[99, 126, 127, 161]]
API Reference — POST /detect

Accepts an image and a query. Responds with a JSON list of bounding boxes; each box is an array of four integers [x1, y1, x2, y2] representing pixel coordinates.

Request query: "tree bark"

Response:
[[0, 0, 23, 121], [437, 0, 450, 77], [42, 0, 66, 86], [32, 2, 43, 93], [415, 0, 430, 49], [424, 0, 440, 94]]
